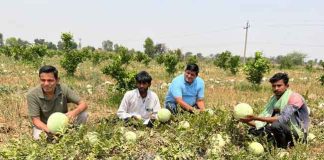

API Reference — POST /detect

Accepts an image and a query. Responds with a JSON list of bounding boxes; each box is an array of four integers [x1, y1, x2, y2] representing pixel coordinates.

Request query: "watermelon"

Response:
[[248, 142, 264, 155], [157, 108, 171, 122], [124, 131, 137, 142], [47, 112, 68, 133], [234, 103, 253, 119]]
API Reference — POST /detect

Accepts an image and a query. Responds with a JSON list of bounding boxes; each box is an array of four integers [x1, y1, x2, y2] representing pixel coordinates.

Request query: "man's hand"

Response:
[[66, 111, 78, 123], [239, 115, 255, 123], [132, 115, 142, 120]]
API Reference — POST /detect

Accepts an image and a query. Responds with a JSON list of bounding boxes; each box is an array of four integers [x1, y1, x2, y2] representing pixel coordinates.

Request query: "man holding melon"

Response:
[[27, 65, 88, 140], [117, 71, 161, 121], [165, 63, 205, 114], [240, 72, 309, 148]]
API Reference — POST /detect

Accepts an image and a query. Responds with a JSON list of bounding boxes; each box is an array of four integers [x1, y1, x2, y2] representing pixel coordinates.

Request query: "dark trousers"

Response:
[[165, 102, 198, 114], [249, 121, 297, 149]]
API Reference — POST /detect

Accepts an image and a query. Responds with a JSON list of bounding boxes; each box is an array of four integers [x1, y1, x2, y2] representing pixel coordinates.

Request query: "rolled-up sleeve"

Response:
[[66, 87, 81, 104], [152, 93, 161, 119], [27, 94, 40, 117], [117, 92, 132, 119]]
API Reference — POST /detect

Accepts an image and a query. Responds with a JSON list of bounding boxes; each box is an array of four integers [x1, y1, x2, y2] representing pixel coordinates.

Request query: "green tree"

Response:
[[163, 51, 180, 76], [5, 37, 29, 60], [214, 51, 232, 70], [244, 51, 271, 85], [278, 55, 293, 69], [276, 52, 306, 68], [60, 33, 86, 76], [228, 55, 240, 75], [102, 56, 136, 93], [144, 37, 155, 58], [102, 40, 113, 51], [155, 43, 167, 55], [319, 75, 324, 85], [34, 39, 45, 45], [305, 60, 314, 71], [135, 51, 151, 66], [319, 60, 324, 70], [186, 55, 198, 65], [0, 33, 3, 47], [22, 44, 47, 68]]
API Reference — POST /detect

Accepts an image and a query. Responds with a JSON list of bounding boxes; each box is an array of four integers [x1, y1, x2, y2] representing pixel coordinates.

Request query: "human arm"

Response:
[[31, 117, 50, 133], [240, 115, 279, 125], [66, 100, 88, 121], [64, 85, 88, 121], [196, 99, 205, 111], [117, 92, 133, 119], [196, 79, 205, 111], [27, 93, 50, 132], [175, 97, 197, 112], [151, 94, 161, 119]]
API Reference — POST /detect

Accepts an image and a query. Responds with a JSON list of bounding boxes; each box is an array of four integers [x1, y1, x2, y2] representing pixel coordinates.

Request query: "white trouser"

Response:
[[32, 111, 88, 140]]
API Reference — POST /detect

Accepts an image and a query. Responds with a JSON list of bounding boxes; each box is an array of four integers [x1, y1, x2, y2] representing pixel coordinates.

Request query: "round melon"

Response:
[[206, 109, 214, 115], [211, 134, 226, 148], [85, 132, 99, 145], [277, 151, 289, 158], [179, 121, 190, 129], [248, 142, 264, 155], [47, 112, 68, 133], [124, 131, 137, 142], [234, 103, 253, 119], [157, 108, 171, 122], [308, 133, 316, 141]]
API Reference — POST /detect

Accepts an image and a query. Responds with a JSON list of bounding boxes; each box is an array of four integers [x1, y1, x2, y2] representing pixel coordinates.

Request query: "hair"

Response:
[[185, 63, 199, 75], [269, 72, 289, 85], [135, 71, 152, 84], [39, 65, 59, 79]]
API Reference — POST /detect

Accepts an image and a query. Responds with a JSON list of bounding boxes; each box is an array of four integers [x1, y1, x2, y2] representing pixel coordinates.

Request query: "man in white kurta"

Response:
[[117, 71, 161, 121]]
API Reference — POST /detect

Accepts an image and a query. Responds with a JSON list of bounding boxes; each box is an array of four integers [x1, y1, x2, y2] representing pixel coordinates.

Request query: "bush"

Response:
[[228, 55, 240, 75], [214, 51, 240, 75], [186, 55, 198, 65], [135, 51, 151, 66], [155, 54, 165, 65], [214, 51, 232, 70], [163, 52, 180, 76], [60, 33, 87, 76], [102, 56, 136, 93], [243, 51, 270, 85], [22, 44, 47, 68], [319, 75, 324, 86]]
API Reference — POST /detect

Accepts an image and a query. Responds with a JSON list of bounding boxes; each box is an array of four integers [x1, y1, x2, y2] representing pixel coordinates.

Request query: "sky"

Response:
[[1, 0, 324, 60]]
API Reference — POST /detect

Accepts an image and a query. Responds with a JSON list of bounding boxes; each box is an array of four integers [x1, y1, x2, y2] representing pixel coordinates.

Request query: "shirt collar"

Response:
[[136, 88, 151, 100]]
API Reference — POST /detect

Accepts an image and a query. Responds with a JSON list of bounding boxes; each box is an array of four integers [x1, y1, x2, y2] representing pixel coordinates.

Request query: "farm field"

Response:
[[0, 54, 324, 159]]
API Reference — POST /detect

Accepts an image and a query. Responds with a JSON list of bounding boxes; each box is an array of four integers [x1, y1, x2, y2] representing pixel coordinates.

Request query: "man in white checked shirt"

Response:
[[117, 71, 161, 122]]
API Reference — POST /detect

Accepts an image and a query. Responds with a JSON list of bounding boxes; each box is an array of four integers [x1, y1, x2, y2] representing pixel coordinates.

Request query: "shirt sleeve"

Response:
[[152, 93, 161, 119], [278, 104, 299, 124], [117, 92, 132, 119], [170, 82, 182, 98], [197, 80, 205, 99], [288, 93, 303, 109], [65, 86, 81, 104], [27, 93, 40, 117]]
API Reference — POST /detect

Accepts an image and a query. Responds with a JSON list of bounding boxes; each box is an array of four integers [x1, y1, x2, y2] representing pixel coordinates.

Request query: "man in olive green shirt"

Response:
[[27, 65, 88, 140]]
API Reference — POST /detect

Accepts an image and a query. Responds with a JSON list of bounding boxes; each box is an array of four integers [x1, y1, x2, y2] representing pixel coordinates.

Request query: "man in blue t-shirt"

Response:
[[165, 63, 205, 114]]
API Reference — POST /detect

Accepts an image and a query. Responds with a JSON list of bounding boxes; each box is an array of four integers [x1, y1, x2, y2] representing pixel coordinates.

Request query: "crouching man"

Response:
[[240, 72, 310, 148], [27, 65, 88, 140], [117, 71, 161, 122]]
